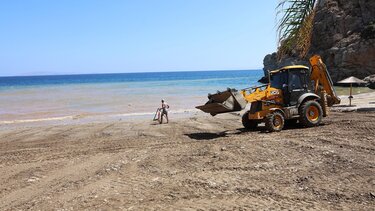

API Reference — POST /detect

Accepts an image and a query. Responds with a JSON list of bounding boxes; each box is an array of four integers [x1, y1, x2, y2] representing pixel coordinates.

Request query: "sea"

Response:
[[0, 70, 263, 123]]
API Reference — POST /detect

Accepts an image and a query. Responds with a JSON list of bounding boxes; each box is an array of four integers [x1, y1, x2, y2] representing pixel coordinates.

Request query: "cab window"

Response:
[[288, 69, 308, 90], [270, 71, 287, 89], [290, 72, 303, 89]]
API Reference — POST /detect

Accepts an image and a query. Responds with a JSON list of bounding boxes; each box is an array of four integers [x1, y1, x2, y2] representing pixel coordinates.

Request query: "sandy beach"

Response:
[[0, 92, 374, 210], [1, 0, 374, 209]]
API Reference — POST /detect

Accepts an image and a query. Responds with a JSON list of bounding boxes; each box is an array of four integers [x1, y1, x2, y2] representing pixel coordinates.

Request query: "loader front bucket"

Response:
[[196, 88, 247, 116]]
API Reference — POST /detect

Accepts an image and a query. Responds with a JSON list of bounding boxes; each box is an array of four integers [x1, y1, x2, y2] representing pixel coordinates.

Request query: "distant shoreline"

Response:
[[0, 69, 263, 78]]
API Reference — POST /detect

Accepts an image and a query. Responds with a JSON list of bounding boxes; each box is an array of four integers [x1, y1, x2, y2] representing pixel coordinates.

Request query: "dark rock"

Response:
[[258, 76, 268, 84], [262, 53, 309, 77], [361, 22, 375, 40], [364, 74, 375, 89], [263, 0, 375, 83]]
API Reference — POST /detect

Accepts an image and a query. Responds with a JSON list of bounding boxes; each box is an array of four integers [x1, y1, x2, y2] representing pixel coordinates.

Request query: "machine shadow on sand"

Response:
[[185, 123, 327, 140], [185, 132, 228, 140]]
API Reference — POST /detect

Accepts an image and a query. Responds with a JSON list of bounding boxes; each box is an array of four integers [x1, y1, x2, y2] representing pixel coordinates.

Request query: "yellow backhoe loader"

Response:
[[196, 55, 340, 132]]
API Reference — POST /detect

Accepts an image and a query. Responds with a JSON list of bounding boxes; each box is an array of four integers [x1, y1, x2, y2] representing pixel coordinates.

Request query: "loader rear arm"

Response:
[[309, 55, 340, 106]]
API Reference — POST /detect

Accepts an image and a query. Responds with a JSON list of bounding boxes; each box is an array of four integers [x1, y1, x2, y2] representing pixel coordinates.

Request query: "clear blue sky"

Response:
[[0, 0, 278, 76]]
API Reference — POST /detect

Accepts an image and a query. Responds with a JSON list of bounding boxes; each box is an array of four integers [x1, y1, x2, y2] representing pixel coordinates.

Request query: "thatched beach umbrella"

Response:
[[337, 76, 366, 106]]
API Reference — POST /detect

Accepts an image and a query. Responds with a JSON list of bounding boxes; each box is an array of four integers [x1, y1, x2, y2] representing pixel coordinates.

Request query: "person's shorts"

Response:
[[162, 109, 168, 115]]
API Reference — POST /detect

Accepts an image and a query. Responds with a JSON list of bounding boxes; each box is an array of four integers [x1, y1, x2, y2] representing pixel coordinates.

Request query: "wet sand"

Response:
[[0, 94, 374, 210]]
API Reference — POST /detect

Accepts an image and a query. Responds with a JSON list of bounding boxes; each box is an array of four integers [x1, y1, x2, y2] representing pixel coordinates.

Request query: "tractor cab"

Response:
[[269, 65, 312, 106]]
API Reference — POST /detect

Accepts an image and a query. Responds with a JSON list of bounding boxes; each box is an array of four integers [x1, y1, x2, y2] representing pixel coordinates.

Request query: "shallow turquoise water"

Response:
[[0, 70, 263, 121]]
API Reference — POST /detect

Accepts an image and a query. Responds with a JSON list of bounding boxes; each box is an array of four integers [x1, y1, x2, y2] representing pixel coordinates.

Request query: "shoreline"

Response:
[[2, 90, 374, 127], [0, 109, 195, 125], [0, 108, 206, 131]]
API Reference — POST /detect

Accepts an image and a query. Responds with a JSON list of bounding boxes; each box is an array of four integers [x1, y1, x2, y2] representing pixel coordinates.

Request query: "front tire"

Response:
[[265, 111, 284, 132], [242, 111, 258, 130], [299, 100, 323, 127]]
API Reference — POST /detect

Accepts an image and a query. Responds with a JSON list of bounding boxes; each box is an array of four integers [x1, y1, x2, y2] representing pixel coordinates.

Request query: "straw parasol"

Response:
[[337, 76, 367, 106]]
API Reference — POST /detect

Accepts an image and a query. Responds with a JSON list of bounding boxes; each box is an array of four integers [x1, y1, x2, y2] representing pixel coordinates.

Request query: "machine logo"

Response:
[[270, 90, 279, 95]]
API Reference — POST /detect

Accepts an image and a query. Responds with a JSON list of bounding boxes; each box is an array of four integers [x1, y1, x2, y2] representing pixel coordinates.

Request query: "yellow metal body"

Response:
[[309, 55, 340, 106], [248, 103, 282, 120], [240, 85, 284, 120], [240, 85, 283, 103], [270, 65, 309, 74], [240, 55, 340, 121]]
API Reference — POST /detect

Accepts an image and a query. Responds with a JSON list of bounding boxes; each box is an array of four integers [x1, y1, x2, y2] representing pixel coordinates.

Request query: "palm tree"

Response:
[[276, 0, 318, 59]]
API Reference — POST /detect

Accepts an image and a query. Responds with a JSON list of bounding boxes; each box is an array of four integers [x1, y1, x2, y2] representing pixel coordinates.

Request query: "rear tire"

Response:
[[242, 111, 258, 130], [265, 111, 284, 132], [299, 100, 323, 127]]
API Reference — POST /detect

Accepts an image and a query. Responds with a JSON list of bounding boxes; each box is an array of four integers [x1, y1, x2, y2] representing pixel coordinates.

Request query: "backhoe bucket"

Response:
[[196, 89, 247, 116]]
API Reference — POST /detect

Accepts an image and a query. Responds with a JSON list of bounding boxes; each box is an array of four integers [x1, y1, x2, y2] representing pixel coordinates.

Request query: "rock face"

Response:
[[263, 53, 309, 72], [263, 0, 375, 82], [261, 53, 309, 83], [364, 74, 375, 89]]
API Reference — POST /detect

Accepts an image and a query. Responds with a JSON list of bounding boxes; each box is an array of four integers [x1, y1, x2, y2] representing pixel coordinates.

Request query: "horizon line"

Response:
[[0, 68, 263, 78]]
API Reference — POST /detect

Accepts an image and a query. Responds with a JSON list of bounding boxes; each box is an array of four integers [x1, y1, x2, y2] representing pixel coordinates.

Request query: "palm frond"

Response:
[[276, 0, 317, 59]]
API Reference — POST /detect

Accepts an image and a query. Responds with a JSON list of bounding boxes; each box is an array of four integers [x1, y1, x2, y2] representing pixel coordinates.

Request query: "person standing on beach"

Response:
[[159, 99, 169, 124]]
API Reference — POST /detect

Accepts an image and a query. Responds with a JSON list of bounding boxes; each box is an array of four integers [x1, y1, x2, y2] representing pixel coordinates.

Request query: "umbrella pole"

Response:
[[349, 83, 352, 106]]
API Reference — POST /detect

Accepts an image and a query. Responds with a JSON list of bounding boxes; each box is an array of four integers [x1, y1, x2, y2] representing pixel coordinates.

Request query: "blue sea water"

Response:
[[0, 70, 263, 90], [0, 70, 263, 122]]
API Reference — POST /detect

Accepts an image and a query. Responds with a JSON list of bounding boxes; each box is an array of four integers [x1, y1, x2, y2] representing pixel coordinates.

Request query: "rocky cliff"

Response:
[[263, 0, 375, 83]]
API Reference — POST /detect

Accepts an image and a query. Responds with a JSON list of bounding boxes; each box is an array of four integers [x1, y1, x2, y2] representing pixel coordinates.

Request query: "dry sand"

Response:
[[1, 94, 375, 210]]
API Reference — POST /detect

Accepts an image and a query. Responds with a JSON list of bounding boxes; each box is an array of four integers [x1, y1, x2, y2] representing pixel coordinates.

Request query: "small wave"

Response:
[[113, 109, 198, 117], [114, 112, 155, 117], [0, 116, 74, 124], [0, 109, 200, 125]]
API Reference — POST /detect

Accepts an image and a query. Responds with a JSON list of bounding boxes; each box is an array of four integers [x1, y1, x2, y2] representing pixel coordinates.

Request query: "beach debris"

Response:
[[27, 176, 40, 183]]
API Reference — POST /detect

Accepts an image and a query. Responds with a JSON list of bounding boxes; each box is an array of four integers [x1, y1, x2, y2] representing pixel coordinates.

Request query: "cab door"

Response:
[[288, 69, 308, 106]]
